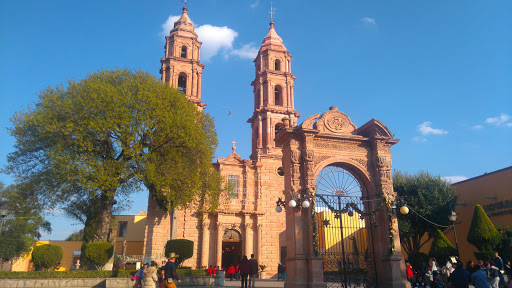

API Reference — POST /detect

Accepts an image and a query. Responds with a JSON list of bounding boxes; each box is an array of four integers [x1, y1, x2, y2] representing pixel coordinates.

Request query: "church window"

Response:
[[255, 88, 260, 107], [181, 46, 187, 58], [228, 175, 239, 199], [223, 229, 241, 241], [275, 59, 281, 71], [277, 167, 284, 177], [274, 85, 282, 105], [178, 73, 187, 94]]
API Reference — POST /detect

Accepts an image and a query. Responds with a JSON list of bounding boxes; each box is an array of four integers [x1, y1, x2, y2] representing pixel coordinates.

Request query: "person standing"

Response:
[[493, 253, 504, 271], [163, 253, 181, 287], [430, 271, 446, 288], [208, 265, 214, 276], [406, 261, 414, 284], [277, 263, 284, 281], [488, 261, 500, 288], [142, 262, 159, 288], [239, 256, 250, 288], [471, 265, 491, 288], [448, 262, 471, 288], [228, 264, 236, 281], [248, 254, 258, 287]]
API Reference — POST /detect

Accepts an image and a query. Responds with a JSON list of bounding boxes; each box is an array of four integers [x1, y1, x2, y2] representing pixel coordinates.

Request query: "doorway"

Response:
[[222, 229, 242, 268]]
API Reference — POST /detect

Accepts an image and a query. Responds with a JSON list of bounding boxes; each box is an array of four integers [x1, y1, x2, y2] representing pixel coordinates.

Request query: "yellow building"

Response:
[[445, 166, 512, 264], [2, 212, 147, 272]]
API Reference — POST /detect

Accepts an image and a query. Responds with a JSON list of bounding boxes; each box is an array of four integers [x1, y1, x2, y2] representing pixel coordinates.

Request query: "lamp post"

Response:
[[0, 205, 9, 235], [448, 211, 460, 257]]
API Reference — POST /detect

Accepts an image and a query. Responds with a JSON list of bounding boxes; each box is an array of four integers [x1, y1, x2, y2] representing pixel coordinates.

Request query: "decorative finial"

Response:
[[268, 0, 275, 24], [232, 141, 236, 154], [181, 0, 188, 7]]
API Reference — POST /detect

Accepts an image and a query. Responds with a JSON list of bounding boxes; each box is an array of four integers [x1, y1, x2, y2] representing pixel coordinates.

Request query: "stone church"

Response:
[[143, 5, 307, 275]]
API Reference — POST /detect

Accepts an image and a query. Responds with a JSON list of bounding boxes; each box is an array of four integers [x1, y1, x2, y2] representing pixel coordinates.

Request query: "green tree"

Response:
[[32, 244, 63, 271], [4, 69, 221, 242], [428, 229, 457, 264], [65, 230, 85, 241], [393, 171, 455, 257], [466, 205, 500, 252], [82, 242, 114, 270], [165, 239, 194, 267], [0, 182, 51, 266]]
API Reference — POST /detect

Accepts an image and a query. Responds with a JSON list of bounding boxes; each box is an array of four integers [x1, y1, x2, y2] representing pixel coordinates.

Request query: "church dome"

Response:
[[260, 22, 287, 51], [170, 6, 198, 38]]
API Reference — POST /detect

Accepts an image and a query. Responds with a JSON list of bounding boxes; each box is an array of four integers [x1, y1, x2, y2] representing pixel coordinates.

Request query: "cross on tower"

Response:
[[180, 0, 188, 7], [268, 0, 275, 23]]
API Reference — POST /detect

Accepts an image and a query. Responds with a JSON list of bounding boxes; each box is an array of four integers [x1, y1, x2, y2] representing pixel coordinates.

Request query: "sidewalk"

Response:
[[223, 279, 285, 288]]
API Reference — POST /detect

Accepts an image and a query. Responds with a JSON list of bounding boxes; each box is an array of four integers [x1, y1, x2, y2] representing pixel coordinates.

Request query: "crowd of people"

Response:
[[131, 252, 181, 288], [406, 253, 512, 288]]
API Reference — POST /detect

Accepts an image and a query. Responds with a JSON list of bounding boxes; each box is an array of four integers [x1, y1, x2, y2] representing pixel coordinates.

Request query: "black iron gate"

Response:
[[314, 166, 377, 288]]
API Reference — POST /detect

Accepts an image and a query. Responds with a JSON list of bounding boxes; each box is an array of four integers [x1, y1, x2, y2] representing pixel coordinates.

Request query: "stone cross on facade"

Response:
[[232, 141, 236, 154]]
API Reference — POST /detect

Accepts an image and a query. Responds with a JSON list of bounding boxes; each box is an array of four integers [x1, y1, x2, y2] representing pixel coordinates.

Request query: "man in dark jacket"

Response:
[[163, 253, 181, 285], [248, 254, 258, 287], [448, 262, 471, 288]]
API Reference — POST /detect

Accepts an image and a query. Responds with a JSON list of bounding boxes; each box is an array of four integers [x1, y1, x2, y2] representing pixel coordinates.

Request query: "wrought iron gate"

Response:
[[314, 166, 377, 288]]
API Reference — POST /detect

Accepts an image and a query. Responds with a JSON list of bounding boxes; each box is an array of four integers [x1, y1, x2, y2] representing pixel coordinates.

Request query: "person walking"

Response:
[[471, 265, 491, 288], [163, 253, 181, 287], [239, 256, 250, 288], [248, 254, 258, 287], [488, 261, 500, 288], [277, 263, 284, 281], [142, 262, 159, 288]]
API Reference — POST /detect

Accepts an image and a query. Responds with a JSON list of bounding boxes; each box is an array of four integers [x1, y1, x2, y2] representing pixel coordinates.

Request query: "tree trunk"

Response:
[[93, 192, 115, 242]]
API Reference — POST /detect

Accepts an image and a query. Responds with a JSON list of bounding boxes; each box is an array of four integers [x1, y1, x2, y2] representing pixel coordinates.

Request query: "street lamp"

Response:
[[0, 205, 9, 235], [448, 211, 460, 257]]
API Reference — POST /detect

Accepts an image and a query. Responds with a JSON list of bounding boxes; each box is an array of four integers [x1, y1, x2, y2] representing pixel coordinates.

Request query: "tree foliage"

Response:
[[393, 171, 455, 257], [0, 182, 51, 265], [495, 226, 512, 261], [4, 69, 221, 242], [428, 229, 457, 265], [466, 204, 500, 252], [32, 244, 63, 271], [82, 242, 114, 270], [165, 239, 194, 267]]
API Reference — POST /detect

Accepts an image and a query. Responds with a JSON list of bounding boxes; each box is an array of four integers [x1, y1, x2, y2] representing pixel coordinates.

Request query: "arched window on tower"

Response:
[[274, 85, 282, 105], [178, 73, 187, 94], [275, 123, 284, 147], [181, 46, 187, 58], [255, 88, 260, 107], [275, 59, 281, 71]]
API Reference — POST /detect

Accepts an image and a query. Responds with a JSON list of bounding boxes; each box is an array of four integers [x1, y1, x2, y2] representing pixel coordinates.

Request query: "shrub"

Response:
[[31, 244, 63, 271], [165, 239, 194, 267], [495, 226, 512, 261], [474, 251, 497, 261], [407, 252, 429, 272], [428, 229, 457, 265], [466, 205, 501, 252], [0, 237, 33, 264], [82, 242, 114, 270]]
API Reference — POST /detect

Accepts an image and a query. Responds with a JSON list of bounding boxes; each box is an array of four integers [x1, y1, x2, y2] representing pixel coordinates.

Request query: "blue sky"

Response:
[[1, 0, 511, 240]]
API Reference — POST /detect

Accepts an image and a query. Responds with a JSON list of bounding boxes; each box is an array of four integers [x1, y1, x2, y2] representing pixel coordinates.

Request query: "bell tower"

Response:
[[248, 21, 300, 159], [160, 5, 205, 110]]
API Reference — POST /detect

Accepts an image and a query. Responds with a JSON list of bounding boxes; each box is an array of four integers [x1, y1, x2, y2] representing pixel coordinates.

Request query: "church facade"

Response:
[[143, 6, 295, 275]]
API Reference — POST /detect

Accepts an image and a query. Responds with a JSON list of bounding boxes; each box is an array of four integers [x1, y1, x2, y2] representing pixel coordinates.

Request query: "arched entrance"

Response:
[[222, 229, 242, 268], [277, 106, 408, 288], [315, 165, 377, 288]]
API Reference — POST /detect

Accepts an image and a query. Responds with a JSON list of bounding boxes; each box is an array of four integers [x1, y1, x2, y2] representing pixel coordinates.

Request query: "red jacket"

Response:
[[228, 266, 235, 274], [406, 264, 413, 277], [208, 267, 214, 275]]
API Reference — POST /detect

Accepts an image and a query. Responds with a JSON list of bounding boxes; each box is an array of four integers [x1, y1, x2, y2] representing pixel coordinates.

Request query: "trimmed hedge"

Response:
[[32, 244, 63, 271], [429, 229, 457, 265], [165, 239, 194, 267], [474, 251, 497, 261], [82, 242, 114, 269], [0, 269, 205, 279], [467, 205, 501, 251]]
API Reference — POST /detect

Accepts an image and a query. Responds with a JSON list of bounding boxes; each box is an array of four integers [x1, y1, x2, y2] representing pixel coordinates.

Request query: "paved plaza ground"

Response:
[[223, 279, 285, 288]]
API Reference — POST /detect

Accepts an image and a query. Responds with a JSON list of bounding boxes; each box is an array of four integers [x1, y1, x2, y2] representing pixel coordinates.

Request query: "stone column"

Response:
[[257, 223, 263, 264], [243, 223, 252, 257], [258, 115, 263, 148], [197, 72, 202, 99], [201, 219, 210, 268], [216, 222, 224, 268]]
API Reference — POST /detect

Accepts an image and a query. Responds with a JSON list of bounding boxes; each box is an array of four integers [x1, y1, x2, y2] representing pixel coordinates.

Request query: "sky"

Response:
[[1, 0, 511, 240]]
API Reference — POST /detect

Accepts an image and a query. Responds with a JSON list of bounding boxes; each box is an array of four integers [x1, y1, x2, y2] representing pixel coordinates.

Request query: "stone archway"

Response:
[[277, 106, 409, 288], [222, 229, 242, 268]]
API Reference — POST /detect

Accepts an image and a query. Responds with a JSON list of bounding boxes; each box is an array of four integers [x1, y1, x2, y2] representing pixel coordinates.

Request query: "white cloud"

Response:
[[160, 15, 182, 37], [417, 122, 448, 135], [442, 176, 469, 184], [485, 113, 511, 126], [412, 136, 427, 142], [250, 1, 259, 8], [361, 17, 376, 25], [230, 43, 259, 59], [471, 125, 484, 130]]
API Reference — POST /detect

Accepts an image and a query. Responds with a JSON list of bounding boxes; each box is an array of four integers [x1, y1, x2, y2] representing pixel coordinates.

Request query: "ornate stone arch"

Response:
[[276, 106, 408, 288]]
